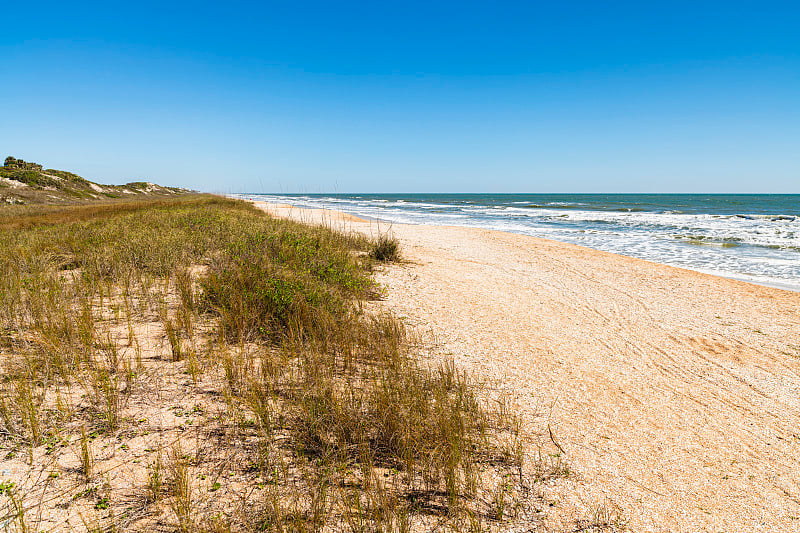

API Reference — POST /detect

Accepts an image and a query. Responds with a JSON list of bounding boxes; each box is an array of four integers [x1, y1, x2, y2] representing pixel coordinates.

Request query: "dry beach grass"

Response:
[[258, 202, 800, 532], [0, 196, 536, 532]]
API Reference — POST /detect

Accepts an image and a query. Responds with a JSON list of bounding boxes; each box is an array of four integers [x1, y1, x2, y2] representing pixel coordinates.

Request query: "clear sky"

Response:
[[2, 1, 799, 193]]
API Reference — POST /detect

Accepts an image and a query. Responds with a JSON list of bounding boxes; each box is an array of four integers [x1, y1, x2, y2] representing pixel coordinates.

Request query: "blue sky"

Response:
[[2, 1, 799, 193]]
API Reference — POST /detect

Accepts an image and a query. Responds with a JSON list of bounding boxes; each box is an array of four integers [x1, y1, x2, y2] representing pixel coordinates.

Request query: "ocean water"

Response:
[[236, 193, 800, 292]]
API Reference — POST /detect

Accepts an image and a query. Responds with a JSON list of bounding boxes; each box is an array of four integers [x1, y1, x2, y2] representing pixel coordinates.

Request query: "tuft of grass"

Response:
[[369, 234, 401, 262], [169, 445, 194, 533], [576, 501, 628, 532], [146, 454, 163, 504], [79, 425, 93, 481]]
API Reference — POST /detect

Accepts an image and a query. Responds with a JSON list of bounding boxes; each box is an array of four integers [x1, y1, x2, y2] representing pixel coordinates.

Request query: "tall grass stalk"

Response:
[[169, 444, 193, 532], [79, 425, 93, 481]]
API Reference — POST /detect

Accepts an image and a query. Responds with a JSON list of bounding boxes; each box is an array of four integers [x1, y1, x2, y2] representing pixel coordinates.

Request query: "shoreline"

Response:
[[250, 199, 800, 295], [253, 200, 800, 531]]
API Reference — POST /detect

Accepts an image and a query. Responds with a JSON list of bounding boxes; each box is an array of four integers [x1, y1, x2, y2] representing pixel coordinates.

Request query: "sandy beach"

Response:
[[256, 201, 800, 532]]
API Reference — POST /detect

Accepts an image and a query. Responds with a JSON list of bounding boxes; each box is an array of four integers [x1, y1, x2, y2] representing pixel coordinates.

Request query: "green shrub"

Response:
[[1, 169, 60, 188], [370, 235, 401, 262]]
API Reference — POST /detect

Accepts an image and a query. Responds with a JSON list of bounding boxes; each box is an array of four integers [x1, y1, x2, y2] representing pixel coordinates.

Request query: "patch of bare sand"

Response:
[[0, 271, 256, 531], [257, 201, 800, 532]]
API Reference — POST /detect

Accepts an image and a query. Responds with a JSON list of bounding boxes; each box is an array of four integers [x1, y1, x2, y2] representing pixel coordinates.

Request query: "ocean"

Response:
[[235, 193, 800, 292]]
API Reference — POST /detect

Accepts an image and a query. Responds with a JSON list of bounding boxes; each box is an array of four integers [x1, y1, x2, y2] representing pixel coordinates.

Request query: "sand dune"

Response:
[[255, 202, 800, 532]]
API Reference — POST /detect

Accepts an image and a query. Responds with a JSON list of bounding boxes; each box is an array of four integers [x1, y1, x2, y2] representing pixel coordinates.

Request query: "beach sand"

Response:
[[255, 202, 800, 532]]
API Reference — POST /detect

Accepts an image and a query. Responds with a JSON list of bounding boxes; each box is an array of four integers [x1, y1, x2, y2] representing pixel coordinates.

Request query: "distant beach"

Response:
[[238, 193, 800, 292]]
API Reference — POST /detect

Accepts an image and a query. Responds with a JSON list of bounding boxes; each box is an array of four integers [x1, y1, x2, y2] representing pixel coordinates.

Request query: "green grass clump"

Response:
[[370, 234, 401, 262], [201, 225, 370, 343]]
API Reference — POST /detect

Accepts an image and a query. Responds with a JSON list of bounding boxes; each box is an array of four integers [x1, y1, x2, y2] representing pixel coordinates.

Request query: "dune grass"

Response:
[[0, 195, 531, 531], [369, 235, 401, 263]]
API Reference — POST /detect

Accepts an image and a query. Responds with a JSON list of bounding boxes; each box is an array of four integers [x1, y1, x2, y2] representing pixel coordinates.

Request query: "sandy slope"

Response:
[[255, 202, 800, 532]]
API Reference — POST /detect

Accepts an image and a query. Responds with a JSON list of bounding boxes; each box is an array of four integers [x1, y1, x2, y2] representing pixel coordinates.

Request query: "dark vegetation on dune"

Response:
[[0, 156, 189, 206]]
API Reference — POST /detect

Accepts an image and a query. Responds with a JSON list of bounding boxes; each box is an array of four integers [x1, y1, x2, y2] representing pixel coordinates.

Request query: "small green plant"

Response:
[[0, 480, 16, 494], [95, 496, 110, 510], [532, 448, 570, 482], [1, 481, 28, 533]]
